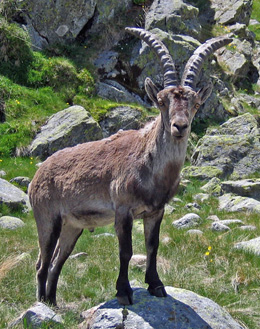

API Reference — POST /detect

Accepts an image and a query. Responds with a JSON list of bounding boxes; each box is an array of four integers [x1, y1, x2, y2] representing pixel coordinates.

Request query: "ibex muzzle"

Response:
[[29, 28, 232, 306]]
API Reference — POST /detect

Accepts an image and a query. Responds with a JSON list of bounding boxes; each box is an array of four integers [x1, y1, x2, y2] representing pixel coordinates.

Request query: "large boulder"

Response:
[[79, 287, 244, 329], [221, 178, 260, 200], [145, 0, 201, 38], [30, 105, 102, 160], [99, 106, 143, 138], [211, 0, 253, 25], [190, 113, 260, 179], [219, 193, 260, 213], [18, 0, 134, 49], [0, 178, 31, 212]]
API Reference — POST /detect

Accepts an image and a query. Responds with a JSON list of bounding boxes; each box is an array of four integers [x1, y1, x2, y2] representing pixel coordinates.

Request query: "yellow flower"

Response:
[[208, 246, 212, 251], [30, 161, 33, 165], [0, 159, 2, 162], [205, 251, 210, 256]]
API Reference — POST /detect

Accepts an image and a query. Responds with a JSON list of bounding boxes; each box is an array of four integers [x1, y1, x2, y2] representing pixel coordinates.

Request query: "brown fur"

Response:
[[29, 85, 208, 306]]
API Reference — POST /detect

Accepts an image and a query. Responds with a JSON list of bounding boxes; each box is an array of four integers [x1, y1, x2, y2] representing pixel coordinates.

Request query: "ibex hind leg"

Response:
[[46, 223, 83, 306], [36, 215, 62, 303]]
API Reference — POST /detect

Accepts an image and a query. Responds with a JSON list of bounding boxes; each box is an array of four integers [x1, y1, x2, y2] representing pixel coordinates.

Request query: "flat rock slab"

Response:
[[221, 179, 260, 201], [80, 287, 244, 329], [0, 178, 31, 212], [219, 194, 260, 213], [234, 237, 260, 256]]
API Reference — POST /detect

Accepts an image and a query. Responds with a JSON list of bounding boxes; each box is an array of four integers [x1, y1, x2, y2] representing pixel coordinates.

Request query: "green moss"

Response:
[[182, 165, 223, 180]]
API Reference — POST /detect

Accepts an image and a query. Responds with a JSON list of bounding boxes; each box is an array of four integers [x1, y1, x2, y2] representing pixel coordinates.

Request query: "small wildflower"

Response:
[[30, 157, 33, 160], [30, 161, 33, 165], [205, 251, 210, 256], [0, 159, 2, 162], [210, 259, 213, 262], [208, 246, 212, 251], [15, 100, 20, 105]]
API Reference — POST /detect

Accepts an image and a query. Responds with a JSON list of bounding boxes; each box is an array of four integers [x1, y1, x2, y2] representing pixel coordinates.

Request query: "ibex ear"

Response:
[[145, 77, 159, 105], [197, 82, 213, 104]]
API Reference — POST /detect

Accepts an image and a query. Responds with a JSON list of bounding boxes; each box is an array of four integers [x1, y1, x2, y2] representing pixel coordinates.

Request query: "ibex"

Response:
[[29, 28, 232, 306]]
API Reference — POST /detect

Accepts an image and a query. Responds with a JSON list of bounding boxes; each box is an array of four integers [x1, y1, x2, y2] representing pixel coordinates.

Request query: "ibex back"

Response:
[[29, 28, 232, 306]]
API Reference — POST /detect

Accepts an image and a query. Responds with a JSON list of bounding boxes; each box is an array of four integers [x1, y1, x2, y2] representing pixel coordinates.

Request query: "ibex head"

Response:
[[126, 28, 232, 140]]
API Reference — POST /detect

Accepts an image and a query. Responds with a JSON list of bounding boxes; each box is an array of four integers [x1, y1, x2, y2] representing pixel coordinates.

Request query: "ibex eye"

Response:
[[158, 99, 164, 106], [195, 103, 200, 110]]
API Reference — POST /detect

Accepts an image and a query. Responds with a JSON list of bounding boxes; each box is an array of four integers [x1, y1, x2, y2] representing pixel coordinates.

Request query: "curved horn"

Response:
[[126, 27, 178, 88], [181, 35, 233, 89]]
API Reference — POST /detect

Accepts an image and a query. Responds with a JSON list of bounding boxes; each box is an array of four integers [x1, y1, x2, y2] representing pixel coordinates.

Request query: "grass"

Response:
[[0, 163, 260, 328]]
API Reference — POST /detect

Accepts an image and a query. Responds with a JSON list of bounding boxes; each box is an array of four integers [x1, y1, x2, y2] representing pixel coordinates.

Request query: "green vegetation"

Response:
[[249, 0, 260, 41], [0, 164, 259, 328]]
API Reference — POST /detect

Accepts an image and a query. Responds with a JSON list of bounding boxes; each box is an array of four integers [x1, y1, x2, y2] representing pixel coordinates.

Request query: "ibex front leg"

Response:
[[115, 206, 134, 305], [144, 209, 167, 298]]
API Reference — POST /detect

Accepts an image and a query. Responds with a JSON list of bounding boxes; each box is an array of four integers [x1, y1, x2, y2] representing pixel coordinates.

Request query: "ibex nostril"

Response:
[[173, 123, 188, 133]]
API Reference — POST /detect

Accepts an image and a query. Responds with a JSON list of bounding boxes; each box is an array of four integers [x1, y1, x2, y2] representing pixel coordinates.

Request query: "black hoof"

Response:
[[148, 285, 167, 298], [116, 293, 134, 305]]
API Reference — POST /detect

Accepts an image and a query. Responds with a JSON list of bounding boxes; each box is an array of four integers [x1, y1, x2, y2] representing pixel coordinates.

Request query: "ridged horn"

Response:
[[126, 27, 178, 88], [181, 35, 233, 89]]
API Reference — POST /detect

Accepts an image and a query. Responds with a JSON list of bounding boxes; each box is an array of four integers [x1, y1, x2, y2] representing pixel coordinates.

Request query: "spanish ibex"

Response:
[[29, 28, 232, 306]]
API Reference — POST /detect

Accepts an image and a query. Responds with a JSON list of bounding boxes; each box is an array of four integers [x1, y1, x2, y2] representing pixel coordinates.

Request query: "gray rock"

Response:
[[96, 80, 147, 106], [69, 252, 88, 260], [201, 177, 222, 196], [211, 0, 253, 25], [0, 178, 31, 212], [30, 106, 102, 160], [211, 222, 231, 232], [239, 225, 257, 231], [172, 213, 201, 229], [130, 254, 147, 270], [193, 193, 210, 202], [191, 113, 260, 179], [0, 170, 6, 177], [221, 179, 260, 201], [187, 229, 203, 235], [219, 219, 243, 226], [94, 51, 119, 79], [10, 302, 63, 328], [161, 236, 172, 244], [80, 286, 244, 329], [182, 165, 223, 180], [207, 215, 220, 221], [234, 237, 260, 256], [0, 216, 25, 230], [219, 194, 260, 213], [145, 0, 201, 37], [99, 106, 143, 138], [10, 176, 31, 188], [164, 204, 176, 215]]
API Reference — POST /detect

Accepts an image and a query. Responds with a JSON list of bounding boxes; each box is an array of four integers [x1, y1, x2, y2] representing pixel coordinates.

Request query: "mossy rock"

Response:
[[182, 165, 223, 180]]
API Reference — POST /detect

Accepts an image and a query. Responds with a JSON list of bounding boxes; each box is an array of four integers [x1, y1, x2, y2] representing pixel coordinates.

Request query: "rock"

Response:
[[94, 51, 119, 79], [207, 215, 220, 221], [219, 194, 260, 213], [0, 178, 31, 212], [187, 229, 203, 235], [10, 176, 31, 188], [145, 0, 201, 37], [191, 113, 260, 179], [80, 286, 244, 329], [93, 233, 115, 238], [164, 204, 176, 215], [99, 106, 143, 138], [172, 213, 201, 229], [184, 202, 201, 212], [218, 219, 243, 226], [182, 165, 223, 180], [211, 0, 253, 25], [161, 236, 172, 244], [130, 254, 147, 270], [201, 177, 222, 196], [221, 179, 260, 201], [211, 222, 231, 232], [133, 220, 144, 234], [0, 170, 6, 177], [18, 0, 133, 49], [96, 80, 147, 106], [30, 106, 102, 160], [234, 237, 260, 256], [69, 252, 88, 260], [239, 225, 257, 231], [0, 216, 25, 230], [10, 302, 63, 328], [193, 193, 210, 202]]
